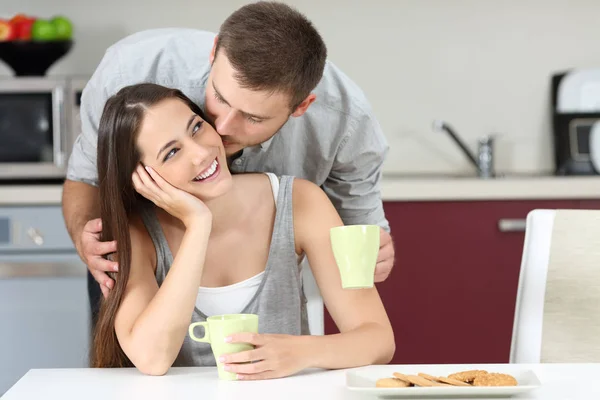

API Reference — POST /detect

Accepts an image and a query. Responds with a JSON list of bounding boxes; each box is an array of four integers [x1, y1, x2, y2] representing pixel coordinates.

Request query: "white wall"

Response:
[[4, 0, 600, 175]]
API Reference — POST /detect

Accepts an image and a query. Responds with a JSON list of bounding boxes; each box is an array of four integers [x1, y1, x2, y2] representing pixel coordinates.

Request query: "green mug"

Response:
[[189, 314, 259, 380], [330, 224, 380, 289]]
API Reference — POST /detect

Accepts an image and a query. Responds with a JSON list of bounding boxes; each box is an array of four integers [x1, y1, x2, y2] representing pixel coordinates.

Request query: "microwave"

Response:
[[0, 77, 86, 183]]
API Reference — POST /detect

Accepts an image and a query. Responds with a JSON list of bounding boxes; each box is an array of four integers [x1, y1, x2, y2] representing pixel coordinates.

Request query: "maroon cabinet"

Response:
[[324, 199, 582, 364], [579, 200, 600, 209]]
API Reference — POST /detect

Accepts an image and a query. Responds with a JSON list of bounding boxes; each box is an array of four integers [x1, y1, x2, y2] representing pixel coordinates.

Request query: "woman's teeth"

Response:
[[193, 159, 218, 181]]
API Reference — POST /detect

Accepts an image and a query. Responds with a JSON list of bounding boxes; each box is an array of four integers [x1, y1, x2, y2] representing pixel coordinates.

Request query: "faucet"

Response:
[[432, 120, 495, 178]]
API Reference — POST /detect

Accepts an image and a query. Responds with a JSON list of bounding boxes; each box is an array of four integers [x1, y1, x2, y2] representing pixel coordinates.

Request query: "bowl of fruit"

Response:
[[0, 14, 74, 76]]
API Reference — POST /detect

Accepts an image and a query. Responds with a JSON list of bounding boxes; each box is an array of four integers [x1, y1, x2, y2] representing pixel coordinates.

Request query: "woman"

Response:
[[93, 83, 394, 379]]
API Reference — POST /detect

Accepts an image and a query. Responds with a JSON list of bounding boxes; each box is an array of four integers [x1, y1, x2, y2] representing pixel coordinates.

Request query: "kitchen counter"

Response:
[[0, 185, 64, 205], [2, 175, 600, 205], [380, 174, 600, 201]]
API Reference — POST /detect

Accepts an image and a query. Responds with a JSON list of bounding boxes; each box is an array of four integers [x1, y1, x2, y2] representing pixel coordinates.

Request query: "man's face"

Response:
[[204, 51, 293, 156]]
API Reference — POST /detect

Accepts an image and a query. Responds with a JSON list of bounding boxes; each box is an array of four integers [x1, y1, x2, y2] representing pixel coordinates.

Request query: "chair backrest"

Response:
[[540, 209, 600, 362], [511, 209, 600, 363], [510, 209, 555, 363], [301, 257, 324, 335]]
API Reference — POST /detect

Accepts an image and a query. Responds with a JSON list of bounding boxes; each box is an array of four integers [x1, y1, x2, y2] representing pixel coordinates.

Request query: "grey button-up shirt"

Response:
[[67, 28, 390, 230]]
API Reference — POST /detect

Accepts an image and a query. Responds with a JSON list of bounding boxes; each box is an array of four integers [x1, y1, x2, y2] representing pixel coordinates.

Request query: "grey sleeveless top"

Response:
[[139, 174, 310, 367]]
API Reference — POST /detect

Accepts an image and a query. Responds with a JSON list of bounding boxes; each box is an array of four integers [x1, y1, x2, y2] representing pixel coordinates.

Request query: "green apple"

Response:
[[31, 19, 57, 41], [51, 16, 72, 40]]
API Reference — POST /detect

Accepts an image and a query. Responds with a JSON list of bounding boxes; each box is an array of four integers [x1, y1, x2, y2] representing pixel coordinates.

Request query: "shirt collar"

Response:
[[259, 116, 294, 150], [260, 136, 275, 150]]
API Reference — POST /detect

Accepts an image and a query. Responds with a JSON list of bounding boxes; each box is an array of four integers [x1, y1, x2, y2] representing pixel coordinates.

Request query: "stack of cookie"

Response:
[[376, 369, 518, 388]]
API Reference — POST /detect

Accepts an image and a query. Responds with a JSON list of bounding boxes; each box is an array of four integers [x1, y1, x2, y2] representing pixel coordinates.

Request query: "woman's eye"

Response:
[[164, 148, 178, 162]]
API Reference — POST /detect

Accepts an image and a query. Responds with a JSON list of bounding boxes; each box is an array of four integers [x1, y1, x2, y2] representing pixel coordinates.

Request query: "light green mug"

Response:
[[189, 314, 259, 380], [330, 224, 380, 289]]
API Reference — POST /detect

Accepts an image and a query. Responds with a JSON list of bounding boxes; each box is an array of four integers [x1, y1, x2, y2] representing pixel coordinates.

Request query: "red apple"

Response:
[[16, 18, 35, 40], [9, 14, 29, 25], [9, 14, 36, 40], [0, 20, 16, 41]]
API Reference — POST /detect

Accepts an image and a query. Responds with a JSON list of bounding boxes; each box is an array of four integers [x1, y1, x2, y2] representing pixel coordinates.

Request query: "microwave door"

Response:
[[0, 80, 67, 180]]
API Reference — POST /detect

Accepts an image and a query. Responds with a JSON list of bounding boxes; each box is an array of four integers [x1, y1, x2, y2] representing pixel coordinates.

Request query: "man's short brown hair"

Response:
[[215, 1, 327, 110]]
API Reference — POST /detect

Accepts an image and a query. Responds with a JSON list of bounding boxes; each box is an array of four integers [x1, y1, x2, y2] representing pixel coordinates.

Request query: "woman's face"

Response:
[[136, 98, 233, 200]]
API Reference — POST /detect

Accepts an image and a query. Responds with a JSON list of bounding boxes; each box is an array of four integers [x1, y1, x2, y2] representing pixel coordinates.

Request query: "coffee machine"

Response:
[[551, 69, 600, 175]]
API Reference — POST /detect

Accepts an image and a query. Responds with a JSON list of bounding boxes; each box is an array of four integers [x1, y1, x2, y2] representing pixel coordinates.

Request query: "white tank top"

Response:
[[195, 173, 279, 316]]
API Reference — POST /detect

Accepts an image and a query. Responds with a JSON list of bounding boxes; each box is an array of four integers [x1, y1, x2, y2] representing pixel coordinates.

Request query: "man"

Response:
[[62, 1, 394, 318]]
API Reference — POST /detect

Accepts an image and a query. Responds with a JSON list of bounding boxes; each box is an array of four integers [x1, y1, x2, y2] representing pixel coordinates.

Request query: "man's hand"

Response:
[[375, 228, 394, 282], [78, 218, 118, 298]]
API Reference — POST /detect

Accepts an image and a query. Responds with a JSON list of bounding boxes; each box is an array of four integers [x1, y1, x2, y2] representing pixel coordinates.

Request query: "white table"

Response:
[[3, 363, 600, 399]]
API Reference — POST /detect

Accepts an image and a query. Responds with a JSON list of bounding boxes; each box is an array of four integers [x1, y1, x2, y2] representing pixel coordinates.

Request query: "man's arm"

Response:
[[321, 111, 389, 231], [321, 109, 393, 282], [62, 49, 120, 294], [62, 180, 118, 297], [62, 179, 100, 252]]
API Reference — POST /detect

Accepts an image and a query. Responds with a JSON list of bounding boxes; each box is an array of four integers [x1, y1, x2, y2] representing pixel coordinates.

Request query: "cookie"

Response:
[[391, 372, 412, 384], [376, 378, 411, 388], [472, 373, 517, 387], [417, 373, 439, 382], [448, 370, 488, 383], [393, 373, 447, 387], [436, 376, 472, 386]]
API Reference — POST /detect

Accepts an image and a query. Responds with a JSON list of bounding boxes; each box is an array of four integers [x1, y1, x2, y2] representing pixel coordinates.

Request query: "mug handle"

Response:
[[189, 322, 210, 343]]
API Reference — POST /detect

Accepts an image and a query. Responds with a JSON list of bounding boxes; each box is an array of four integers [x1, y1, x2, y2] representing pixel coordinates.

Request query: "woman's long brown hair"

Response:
[[93, 83, 209, 367]]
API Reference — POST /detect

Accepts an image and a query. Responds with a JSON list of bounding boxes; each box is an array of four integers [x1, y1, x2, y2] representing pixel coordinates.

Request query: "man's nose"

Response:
[[215, 109, 238, 136]]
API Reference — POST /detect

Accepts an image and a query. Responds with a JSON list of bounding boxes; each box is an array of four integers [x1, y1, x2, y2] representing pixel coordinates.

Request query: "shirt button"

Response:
[[234, 158, 243, 165]]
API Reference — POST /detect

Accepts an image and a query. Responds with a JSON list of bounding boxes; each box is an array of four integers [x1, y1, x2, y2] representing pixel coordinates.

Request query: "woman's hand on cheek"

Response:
[[218, 333, 312, 380], [132, 164, 212, 228]]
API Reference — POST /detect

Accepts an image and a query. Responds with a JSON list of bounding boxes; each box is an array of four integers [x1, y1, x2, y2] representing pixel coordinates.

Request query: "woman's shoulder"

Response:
[[291, 178, 325, 200], [291, 178, 336, 218]]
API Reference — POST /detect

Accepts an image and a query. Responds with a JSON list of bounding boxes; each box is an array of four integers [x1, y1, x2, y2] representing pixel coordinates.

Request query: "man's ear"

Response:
[[210, 35, 219, 64], [291, 94, 317, 117]]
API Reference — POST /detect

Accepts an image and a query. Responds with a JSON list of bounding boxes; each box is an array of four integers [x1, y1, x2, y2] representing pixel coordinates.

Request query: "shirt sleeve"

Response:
[[66, 48, 122, 186], [321, 110, 391, 232]]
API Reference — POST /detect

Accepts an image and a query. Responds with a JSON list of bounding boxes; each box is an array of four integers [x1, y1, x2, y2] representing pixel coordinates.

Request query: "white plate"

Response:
[[346, 365, 541, 398]]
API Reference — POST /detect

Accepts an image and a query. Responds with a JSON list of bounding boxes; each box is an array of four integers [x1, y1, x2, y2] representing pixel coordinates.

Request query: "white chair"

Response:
[[510, 209, 555, 363], [511, 209, 600, 363], [301, 258, 324, 335]]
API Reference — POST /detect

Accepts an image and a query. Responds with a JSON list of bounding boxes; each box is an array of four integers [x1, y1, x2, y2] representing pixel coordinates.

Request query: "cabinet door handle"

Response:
[[498, 218, 526, 232], [0, 262, 84, 278], [27, 227, 44, 246]]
